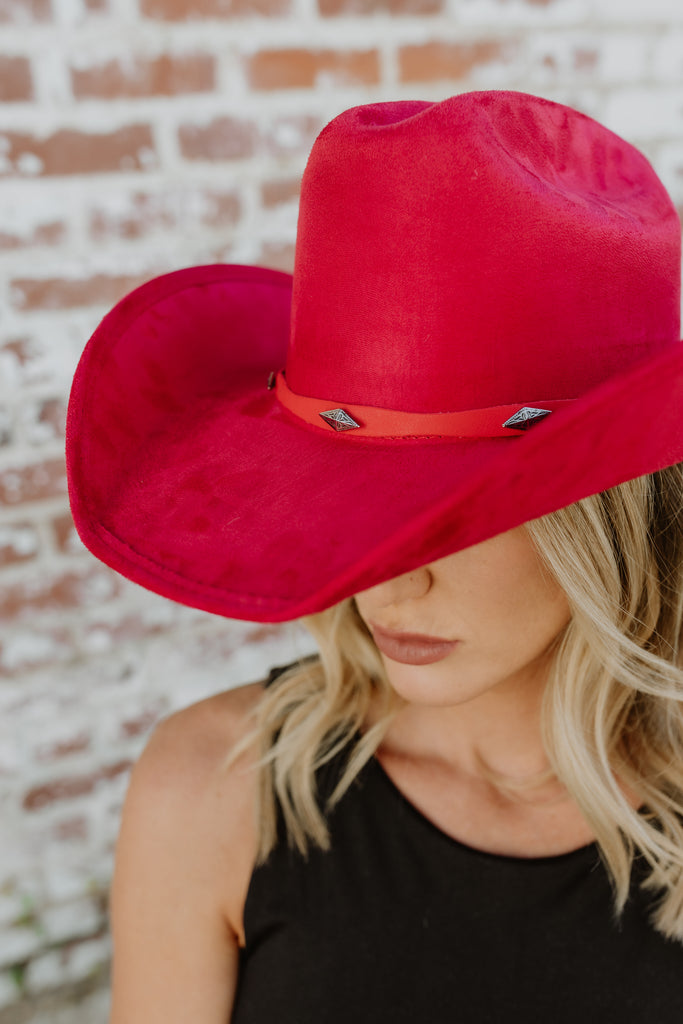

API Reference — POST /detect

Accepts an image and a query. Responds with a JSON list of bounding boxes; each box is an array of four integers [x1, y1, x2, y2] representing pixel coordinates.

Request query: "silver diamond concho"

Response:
[[319, 408, 361, 431], [502, 407, 552, 431]]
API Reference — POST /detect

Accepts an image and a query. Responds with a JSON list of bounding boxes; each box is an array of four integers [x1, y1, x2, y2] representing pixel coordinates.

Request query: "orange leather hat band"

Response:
[[274, 371, 574, 438]]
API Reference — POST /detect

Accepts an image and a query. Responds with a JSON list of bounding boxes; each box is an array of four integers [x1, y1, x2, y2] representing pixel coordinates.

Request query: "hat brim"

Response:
[[66, 264, 683, 623]]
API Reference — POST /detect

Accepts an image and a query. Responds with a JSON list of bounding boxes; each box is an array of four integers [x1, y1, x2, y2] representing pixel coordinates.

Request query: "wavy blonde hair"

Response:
[[223, 462, 683, 943]]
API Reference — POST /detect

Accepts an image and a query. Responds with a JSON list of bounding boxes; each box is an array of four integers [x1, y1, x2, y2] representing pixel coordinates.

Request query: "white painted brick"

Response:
[[0, 523, 39, 560], [52, 519, 87, 557], [0, 889, 36, 929], [41, 897, 102, 943], [655, 141, 683, 203], [0, 181, 68, 223], [456, 0, 590, 28], [0, 629, 72, 674], [53, 0, 87, 28], [29, 983, 111, 1024], [140, 621, 316, 711], [23, 948, 65, 993], [652, 31, 683, 81], [513, 33, 599, 91], [67, 932, 111, 978], [25, 933, 111, 994], [0, 333, 69, 394], [31, 720, 91, 763], [0, 405, 13, 445], [590, 0, 683, 22], [0, 970, 20, 1010], [596, 34, 649, 83], [42, 864, 91, 905], [602, 88, 683, 141], [0, 893, 24, 930], [0, 731, 22, 774], [0, 925, 44, 968]]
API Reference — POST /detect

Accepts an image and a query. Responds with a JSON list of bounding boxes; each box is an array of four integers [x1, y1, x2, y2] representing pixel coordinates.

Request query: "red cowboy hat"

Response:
[[66, 90, 683, 623]]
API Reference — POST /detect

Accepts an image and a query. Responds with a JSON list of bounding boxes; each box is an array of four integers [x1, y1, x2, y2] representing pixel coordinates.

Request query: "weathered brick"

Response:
[[0, 891, 30, 931], [247, 47, 380, 90], [20, 396, 66, 445], [0, 56, 33, 102], [262, 114, 324, 157], [23, 932, 110, 994], [23, 761, 132, 811], [0, 522, 40, 568], [201, 190, 242, 227], [51, 510, 80, 554], [88, 187, 240, 241], [178, 116, 257, 161], [592, 0, 683, 19], [604, 88, 683, 139], [457, 0, 592, 25], [0, 626, 72, 676], [23, 948, 66, 993], [653, 31, 683, 80], [0, 220, 65, 249], [261, 177, 300, 207], [0, 458, 66, 505], [89, 193, 171, 240], [0, 407, 11, 446], [79, 613, 174, 655], [10, 272, 150, 310], [0, 0, 50, 22], [52, 816, 89, 842], [259, 240, 295, 273], [522, 34, 613, 86], [0, 337, 58, 389], [244, 622, 288, 644], [0, 925, 43, 969], [0, 970, 18, 1010], [120, 704, 164, 738], [42, 867, 91, 904], [0, 125, 157, 178], [399, 40, 506, 82], [657, 142, 683, 208], [41, 897, 102, 943], [0, 565, 121, 620], [573, 47, 598, 70], [599, 35, 648, 82], [141, 0, 290, 19], [71, 53, 216, 100], [35, 732, 91, 762], [319, 0, 440, 13]]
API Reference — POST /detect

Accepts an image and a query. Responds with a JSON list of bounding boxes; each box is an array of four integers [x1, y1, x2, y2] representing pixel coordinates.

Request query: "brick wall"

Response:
[[1, 0, 682, 1019]]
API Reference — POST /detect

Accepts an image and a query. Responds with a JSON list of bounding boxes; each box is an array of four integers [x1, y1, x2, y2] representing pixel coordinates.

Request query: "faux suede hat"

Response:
[[66, 89, 683, 623]]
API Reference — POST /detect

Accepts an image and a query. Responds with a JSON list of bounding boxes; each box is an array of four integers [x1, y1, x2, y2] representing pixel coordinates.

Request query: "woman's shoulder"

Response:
[[138, 679, 266, 807], [158, 656, 303, 751], [156, 677, 267, 758], [108, 678, 271, 1021], [145, 655, 309, 822], [122, 677, 270, 944]]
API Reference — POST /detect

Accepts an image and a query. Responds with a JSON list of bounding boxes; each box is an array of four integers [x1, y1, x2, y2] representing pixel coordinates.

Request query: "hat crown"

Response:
[[287, 91, 681, 413]]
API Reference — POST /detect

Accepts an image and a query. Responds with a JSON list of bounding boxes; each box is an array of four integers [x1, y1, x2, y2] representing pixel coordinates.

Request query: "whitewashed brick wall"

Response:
[[0, 0, 682, 1019]]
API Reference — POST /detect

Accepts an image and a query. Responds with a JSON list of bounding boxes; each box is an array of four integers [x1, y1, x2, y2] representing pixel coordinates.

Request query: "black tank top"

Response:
[[231, 662, 683, 1023]]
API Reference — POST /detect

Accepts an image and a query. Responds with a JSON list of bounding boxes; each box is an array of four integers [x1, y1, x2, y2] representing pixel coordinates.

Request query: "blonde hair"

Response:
[[223, 462, 683, 943]]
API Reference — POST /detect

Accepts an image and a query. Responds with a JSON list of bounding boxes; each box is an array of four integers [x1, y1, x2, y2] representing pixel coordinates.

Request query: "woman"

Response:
[[66, 90, 683, 1021]]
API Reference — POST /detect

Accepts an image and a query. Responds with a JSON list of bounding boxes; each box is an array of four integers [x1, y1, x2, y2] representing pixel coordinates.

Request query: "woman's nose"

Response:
[[362, 565, 433, 608]]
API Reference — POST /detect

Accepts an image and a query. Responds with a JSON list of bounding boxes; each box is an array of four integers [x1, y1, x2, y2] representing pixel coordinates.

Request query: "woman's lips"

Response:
[[369, 623, 459, 666]]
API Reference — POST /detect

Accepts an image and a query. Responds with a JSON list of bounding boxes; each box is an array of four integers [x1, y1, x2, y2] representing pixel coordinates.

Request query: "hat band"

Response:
[[274, 371, 574, 438]]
